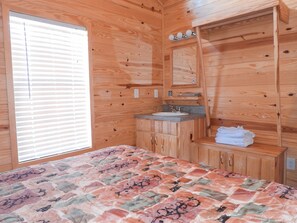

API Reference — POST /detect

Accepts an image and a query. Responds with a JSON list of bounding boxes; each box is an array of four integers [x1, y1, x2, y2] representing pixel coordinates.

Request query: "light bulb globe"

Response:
[[169, 34, 175, 41], [177, 32, 183, 39], [186, 29, 192, 37]]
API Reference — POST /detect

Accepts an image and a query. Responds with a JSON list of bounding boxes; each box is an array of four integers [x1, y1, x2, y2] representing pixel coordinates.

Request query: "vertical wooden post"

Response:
[[195, 27, 211, 137], [2, 5, 19, 168], [273, 7, 282, 146]]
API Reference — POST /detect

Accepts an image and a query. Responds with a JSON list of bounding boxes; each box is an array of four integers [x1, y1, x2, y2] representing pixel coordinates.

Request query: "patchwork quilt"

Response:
[[0, 145, 297, 222]]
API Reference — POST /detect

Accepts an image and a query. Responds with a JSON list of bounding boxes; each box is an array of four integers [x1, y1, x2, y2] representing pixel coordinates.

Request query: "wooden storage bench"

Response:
[[191, 137, 287, 183]]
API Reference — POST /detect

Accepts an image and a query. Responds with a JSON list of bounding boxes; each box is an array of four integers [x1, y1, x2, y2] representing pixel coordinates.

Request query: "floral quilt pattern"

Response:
[[0, 145, 297, 222]]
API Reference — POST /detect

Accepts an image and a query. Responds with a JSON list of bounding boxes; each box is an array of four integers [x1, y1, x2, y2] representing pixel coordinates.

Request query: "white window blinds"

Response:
[[9, 12, 92, 163]]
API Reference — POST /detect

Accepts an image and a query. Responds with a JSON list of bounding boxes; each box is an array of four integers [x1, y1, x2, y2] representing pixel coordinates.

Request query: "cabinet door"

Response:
[[261, 157, 275, 181], [190, 143, 199, 164], [209, 149, 221, 169], [136, 131, 154, 152], [233, 153, 247, 175], [218, 151, 234, 171], [198, 146, 209, 165], [178, 120, 194, 161], [136, 119, 152, 132], [225, 152, 234, 172], [155, 134, 178, 158], [154, 121, 178, 135], [246, 156, 261, 179]]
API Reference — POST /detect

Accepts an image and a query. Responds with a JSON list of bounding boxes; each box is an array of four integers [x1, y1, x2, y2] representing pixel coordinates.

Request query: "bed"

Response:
[[1, 145, 297, 223]]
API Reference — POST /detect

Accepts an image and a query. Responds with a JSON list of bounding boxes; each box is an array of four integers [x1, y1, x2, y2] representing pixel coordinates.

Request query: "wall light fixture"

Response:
[[168, 29, 196, 41]]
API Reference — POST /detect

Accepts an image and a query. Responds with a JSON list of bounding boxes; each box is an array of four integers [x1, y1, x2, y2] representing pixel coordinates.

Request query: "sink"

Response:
[[152, 112, 189, 116]]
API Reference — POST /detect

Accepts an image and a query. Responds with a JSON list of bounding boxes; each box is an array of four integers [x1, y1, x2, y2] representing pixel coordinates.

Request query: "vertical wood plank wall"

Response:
[[0, 4, 11, 172], [163, 0, 297, 187], [0, 0, 163, 172]]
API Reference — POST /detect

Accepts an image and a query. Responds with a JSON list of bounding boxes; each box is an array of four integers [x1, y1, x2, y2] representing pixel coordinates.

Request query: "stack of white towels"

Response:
[[215, 126, 255, 147]]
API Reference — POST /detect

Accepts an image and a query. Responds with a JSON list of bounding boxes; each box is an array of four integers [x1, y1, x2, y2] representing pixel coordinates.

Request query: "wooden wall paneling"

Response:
[[2, 4, 15, 169], [273, 7, 282, 146], [0, 0, 163, 170], [164, 0, 297, 187], [0, 3, 12, 172]]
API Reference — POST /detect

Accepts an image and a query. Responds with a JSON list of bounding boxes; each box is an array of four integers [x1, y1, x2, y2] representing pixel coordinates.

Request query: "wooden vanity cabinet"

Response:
[[136, 119, 154, 152], [195, 138, 286, 183], [136, 118, 205, 162]]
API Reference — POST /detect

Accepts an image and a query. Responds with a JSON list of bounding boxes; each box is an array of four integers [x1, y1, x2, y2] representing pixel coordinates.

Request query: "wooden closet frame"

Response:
[[192, 0, 289, 146]]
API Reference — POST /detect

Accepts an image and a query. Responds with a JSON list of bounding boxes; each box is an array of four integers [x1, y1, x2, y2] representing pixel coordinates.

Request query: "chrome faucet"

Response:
[[169, 105, 181, 113], [169, 105, 176, 112]]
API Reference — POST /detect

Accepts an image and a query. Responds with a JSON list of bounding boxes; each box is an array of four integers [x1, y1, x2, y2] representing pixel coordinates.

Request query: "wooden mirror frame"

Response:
[[170, 42, 200, 88]]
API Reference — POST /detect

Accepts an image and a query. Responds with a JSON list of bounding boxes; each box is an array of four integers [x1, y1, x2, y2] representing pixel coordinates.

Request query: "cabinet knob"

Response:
[[228, 157, 233, 167], [190, 133, 194, 142], [220, 155, 224, 165]]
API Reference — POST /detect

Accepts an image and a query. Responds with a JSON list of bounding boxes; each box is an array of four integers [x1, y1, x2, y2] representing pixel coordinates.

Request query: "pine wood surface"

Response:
[[136, 118, 205, 162], [1, 0, 297, 187], [195, 137, 286, 183], [163, 0, 297, 187], [0, 0, 163, 171]]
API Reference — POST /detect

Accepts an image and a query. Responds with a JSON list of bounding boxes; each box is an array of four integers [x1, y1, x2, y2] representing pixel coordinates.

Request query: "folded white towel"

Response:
[[215, 136, 254, 147], [216, 131, 255, 139], [217, 126, 255, 138]]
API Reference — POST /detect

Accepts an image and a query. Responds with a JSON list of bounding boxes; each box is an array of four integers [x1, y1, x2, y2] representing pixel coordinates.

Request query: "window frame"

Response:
[[2, 4, 95, 168]]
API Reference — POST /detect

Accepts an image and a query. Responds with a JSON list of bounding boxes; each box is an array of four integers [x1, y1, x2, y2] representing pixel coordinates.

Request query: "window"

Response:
[[9, 12, 92, 163]]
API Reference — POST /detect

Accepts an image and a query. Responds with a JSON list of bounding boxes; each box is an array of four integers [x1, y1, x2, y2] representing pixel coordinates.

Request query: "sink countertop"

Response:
[[134, 113, 205, 122]]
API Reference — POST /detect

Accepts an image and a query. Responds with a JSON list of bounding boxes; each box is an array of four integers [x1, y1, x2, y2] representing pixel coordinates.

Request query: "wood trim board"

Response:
[[192, 0, 289, 28], [195, 27, 211, 137]]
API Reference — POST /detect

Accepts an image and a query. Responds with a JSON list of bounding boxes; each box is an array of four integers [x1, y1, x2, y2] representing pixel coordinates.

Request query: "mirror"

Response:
[[172, 44, 198, 86]]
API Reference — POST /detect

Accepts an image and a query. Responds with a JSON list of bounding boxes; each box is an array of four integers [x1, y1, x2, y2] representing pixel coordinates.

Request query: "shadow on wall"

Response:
[[91, 1, 163, 148]]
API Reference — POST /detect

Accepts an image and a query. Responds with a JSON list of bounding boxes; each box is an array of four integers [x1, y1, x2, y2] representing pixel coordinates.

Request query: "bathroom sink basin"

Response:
[[152, 112, 189, 116]]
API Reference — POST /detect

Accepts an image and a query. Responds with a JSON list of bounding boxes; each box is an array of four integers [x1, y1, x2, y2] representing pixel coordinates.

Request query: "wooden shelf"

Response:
[[117, 84, 162, 89], [192, 0, 289, 29], [164, 97, 202, 101]]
